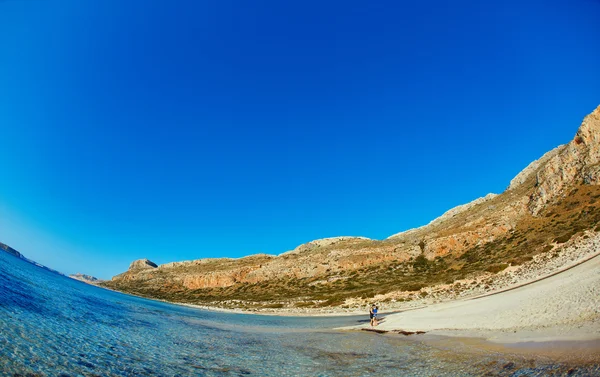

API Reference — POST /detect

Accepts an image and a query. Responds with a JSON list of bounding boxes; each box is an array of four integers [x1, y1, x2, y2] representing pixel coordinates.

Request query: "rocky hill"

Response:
[[102, 105, 600, 311]]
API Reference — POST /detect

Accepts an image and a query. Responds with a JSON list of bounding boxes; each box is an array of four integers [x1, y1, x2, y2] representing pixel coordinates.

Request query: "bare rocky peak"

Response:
[[129, 259, 158, 270], [528, 105, 600, 215], [390, 105, 600, 237]]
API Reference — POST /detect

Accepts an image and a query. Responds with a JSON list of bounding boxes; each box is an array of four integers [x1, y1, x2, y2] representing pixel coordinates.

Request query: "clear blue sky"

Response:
[[1, 0, 599, 279]]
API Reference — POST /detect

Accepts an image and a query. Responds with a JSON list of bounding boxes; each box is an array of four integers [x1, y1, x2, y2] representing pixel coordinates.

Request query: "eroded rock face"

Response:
[[508, 145, 564, 191], [422, 223, 512, 260], [181, 266, 262, 289], [529, 105, 600, 215], [129, 259, 158, 270]]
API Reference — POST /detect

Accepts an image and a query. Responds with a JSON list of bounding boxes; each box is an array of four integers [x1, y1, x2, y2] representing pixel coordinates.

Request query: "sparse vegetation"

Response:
[[485, 264, 509, 274], [412, 254, 430, 272], [554, 234, 573, 244], [541, 245, 553, 253]]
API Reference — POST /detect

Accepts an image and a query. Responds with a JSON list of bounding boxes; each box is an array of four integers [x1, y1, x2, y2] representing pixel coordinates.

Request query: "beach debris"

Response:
[[393, 330, 426, 336], [361, 328, 388, 334]]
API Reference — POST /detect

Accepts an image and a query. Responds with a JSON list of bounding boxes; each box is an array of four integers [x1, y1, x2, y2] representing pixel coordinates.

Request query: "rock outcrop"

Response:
[[528, 105, 600, 215], [128, 259, 158, 270], [281, 236, 372, 255], [507, 145, 565, 191]]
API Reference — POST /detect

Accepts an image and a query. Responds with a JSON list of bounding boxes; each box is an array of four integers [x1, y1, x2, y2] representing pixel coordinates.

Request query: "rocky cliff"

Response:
[[529, 106, 600, 214], [103, 105, 600, 310]]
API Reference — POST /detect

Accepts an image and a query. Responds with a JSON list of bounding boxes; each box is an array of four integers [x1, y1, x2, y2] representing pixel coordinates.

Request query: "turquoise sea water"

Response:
[[0, 250, 597, 376]]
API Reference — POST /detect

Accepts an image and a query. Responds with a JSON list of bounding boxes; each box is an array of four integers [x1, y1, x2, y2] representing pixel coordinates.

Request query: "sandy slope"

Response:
[[361, 251, 600, 343]]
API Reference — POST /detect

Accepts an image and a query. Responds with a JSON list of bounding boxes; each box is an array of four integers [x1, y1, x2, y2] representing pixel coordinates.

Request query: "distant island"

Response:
[[69, 273, 103, 285]]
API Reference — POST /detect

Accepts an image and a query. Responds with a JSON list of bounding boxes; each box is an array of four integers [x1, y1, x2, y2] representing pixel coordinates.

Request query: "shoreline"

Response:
[[171, 301, 423, 317], [94, 233, 600, 354], [419, 333, 600, 365], [339, 247, 599, 347], [82, 266, 600, 364]]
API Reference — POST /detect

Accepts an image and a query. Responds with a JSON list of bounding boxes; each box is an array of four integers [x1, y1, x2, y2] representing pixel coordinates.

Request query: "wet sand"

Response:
[[418, 334, 600, 365]]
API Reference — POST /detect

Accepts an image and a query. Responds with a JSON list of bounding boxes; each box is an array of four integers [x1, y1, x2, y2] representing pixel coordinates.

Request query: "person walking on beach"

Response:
[[373, 305, 378, 326], [369, 304, 378, 327]]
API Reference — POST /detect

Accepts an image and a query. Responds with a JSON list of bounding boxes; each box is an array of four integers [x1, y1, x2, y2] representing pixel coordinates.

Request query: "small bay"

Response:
[[1, 251, 596, 376]]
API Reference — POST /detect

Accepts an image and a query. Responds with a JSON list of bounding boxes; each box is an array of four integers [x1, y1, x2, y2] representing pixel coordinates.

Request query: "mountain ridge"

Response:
[[95, 105, 600, 310]]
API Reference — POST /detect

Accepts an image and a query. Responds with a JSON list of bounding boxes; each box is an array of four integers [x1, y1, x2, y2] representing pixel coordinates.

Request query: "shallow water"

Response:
[[0, 251, 597, 376]]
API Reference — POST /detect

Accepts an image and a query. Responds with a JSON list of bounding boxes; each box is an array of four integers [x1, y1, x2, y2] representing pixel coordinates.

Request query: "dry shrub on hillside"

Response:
[[485, 264, 509, 274]]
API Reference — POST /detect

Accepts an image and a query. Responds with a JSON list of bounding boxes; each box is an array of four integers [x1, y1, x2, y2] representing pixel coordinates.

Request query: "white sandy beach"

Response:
[[354, 245, 600, 344]]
